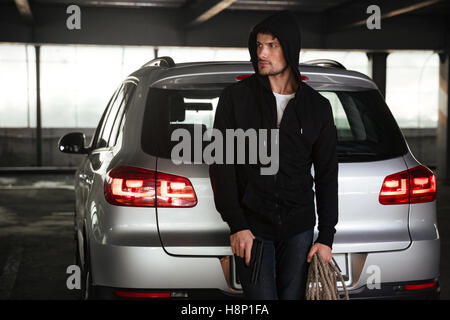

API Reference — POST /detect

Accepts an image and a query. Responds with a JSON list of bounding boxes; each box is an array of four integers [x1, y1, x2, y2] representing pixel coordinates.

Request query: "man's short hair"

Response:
[[256, 26, 276, 39]]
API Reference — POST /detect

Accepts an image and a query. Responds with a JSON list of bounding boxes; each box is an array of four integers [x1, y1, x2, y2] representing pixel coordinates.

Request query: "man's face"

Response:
[[256, 32, 288, 76]]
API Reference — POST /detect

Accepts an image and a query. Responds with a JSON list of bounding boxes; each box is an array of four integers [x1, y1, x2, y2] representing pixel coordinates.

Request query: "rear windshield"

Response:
[[141, 85, 408, 162]]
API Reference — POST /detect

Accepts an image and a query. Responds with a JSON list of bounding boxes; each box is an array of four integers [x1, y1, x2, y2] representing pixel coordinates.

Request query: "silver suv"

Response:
[[59, 57, 440, 300]]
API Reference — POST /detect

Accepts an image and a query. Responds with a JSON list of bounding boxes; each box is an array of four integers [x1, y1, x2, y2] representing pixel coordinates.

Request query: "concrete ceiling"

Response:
[[0, 0, 449, 50], [17, 0, 355, 11]]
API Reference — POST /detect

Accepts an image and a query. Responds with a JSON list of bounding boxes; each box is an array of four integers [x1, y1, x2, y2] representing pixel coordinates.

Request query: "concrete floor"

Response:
[[0, 173, 79, 299], [0, 172, 448, 300]]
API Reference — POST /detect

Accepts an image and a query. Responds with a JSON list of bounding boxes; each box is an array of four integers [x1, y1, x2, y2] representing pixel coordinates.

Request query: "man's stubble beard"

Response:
[[258, 63, 289, 76]]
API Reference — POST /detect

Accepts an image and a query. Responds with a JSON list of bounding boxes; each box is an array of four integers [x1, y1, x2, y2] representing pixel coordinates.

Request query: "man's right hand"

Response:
[[230, 229, 255, 267]]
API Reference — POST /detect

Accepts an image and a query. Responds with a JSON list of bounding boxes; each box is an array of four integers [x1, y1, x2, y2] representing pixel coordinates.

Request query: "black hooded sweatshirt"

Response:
[[209, 11, 338, 248]]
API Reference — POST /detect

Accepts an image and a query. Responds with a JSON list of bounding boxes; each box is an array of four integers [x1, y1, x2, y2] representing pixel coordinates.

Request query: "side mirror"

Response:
[[58, 132, 89, 154]]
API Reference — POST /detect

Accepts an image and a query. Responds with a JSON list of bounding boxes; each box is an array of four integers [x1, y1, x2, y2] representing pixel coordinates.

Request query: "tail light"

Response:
[[409, 165, 437, 203], [404, 281, 438, 291], [379, 165, 437, 205], [156, 171, 197, 207], [114, 291, 171, 298], [379, 169, 410, 205], [104, 166, 197, 207], [236, 74, 251, 81]]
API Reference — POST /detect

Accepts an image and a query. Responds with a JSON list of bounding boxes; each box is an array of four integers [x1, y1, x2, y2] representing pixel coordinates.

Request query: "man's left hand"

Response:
[[307, 243, 332, 264]]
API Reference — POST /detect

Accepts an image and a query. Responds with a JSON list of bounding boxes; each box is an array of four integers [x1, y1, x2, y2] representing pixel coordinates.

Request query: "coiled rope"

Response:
[[305, 253, 349, 300]]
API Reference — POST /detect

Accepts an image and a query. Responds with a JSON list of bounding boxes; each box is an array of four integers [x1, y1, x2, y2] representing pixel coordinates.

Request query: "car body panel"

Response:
[[90, 241, 231, 290], [156, 156, 412, 255], [352, 239, 439, 288], [403, 151, 439, 242], [150, 63, 377, 91]]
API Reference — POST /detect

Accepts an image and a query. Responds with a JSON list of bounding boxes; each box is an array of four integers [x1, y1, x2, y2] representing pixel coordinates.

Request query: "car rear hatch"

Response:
[[141, 67, 413, 256]]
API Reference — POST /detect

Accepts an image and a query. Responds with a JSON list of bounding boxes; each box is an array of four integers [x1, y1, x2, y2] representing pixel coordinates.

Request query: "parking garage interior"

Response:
[[0, 0, 449, 301]]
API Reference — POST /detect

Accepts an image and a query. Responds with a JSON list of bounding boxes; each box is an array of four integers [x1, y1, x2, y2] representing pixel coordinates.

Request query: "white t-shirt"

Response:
[[273, 91, 295, 128]]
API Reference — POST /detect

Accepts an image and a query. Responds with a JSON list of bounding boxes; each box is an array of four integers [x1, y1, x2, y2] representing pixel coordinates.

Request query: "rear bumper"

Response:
[[91, 286, 243, 300], [346, 280, 440, 300], [89, 241, 235, 293], [89, 238, 440, 299], [89, 280, 439, 300]]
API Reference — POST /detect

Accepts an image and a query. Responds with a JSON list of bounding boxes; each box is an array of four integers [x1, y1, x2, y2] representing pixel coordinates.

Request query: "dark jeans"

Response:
[[234, 228, 314, 300]]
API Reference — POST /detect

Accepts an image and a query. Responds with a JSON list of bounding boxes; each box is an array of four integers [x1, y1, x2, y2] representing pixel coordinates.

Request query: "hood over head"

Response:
[[248, 10, 302, 84]]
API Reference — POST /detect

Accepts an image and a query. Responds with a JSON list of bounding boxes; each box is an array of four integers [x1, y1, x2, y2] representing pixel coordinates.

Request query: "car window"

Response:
[[108, 82, 136, 146], [319, 89, 408, 160], [89, 87, 120, 149], [96, 84, 125, 149], [141, 85, 407, 162], [94, 84, 123, 149], [319, 92, 351, 131]]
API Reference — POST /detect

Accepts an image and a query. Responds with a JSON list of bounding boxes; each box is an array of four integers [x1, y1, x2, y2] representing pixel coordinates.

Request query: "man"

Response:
[[209, 10, 338, 300]]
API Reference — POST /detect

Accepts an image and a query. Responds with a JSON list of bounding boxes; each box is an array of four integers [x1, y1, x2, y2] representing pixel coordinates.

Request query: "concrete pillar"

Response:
[[35, 45, 42, 166], [437, 52, 450, 183], [367, 52, 388, 98]]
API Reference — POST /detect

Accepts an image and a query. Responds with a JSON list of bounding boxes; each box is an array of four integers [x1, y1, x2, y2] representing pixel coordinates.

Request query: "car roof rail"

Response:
[[302, 59, 346, 70], [141, 56, 175, 68]]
